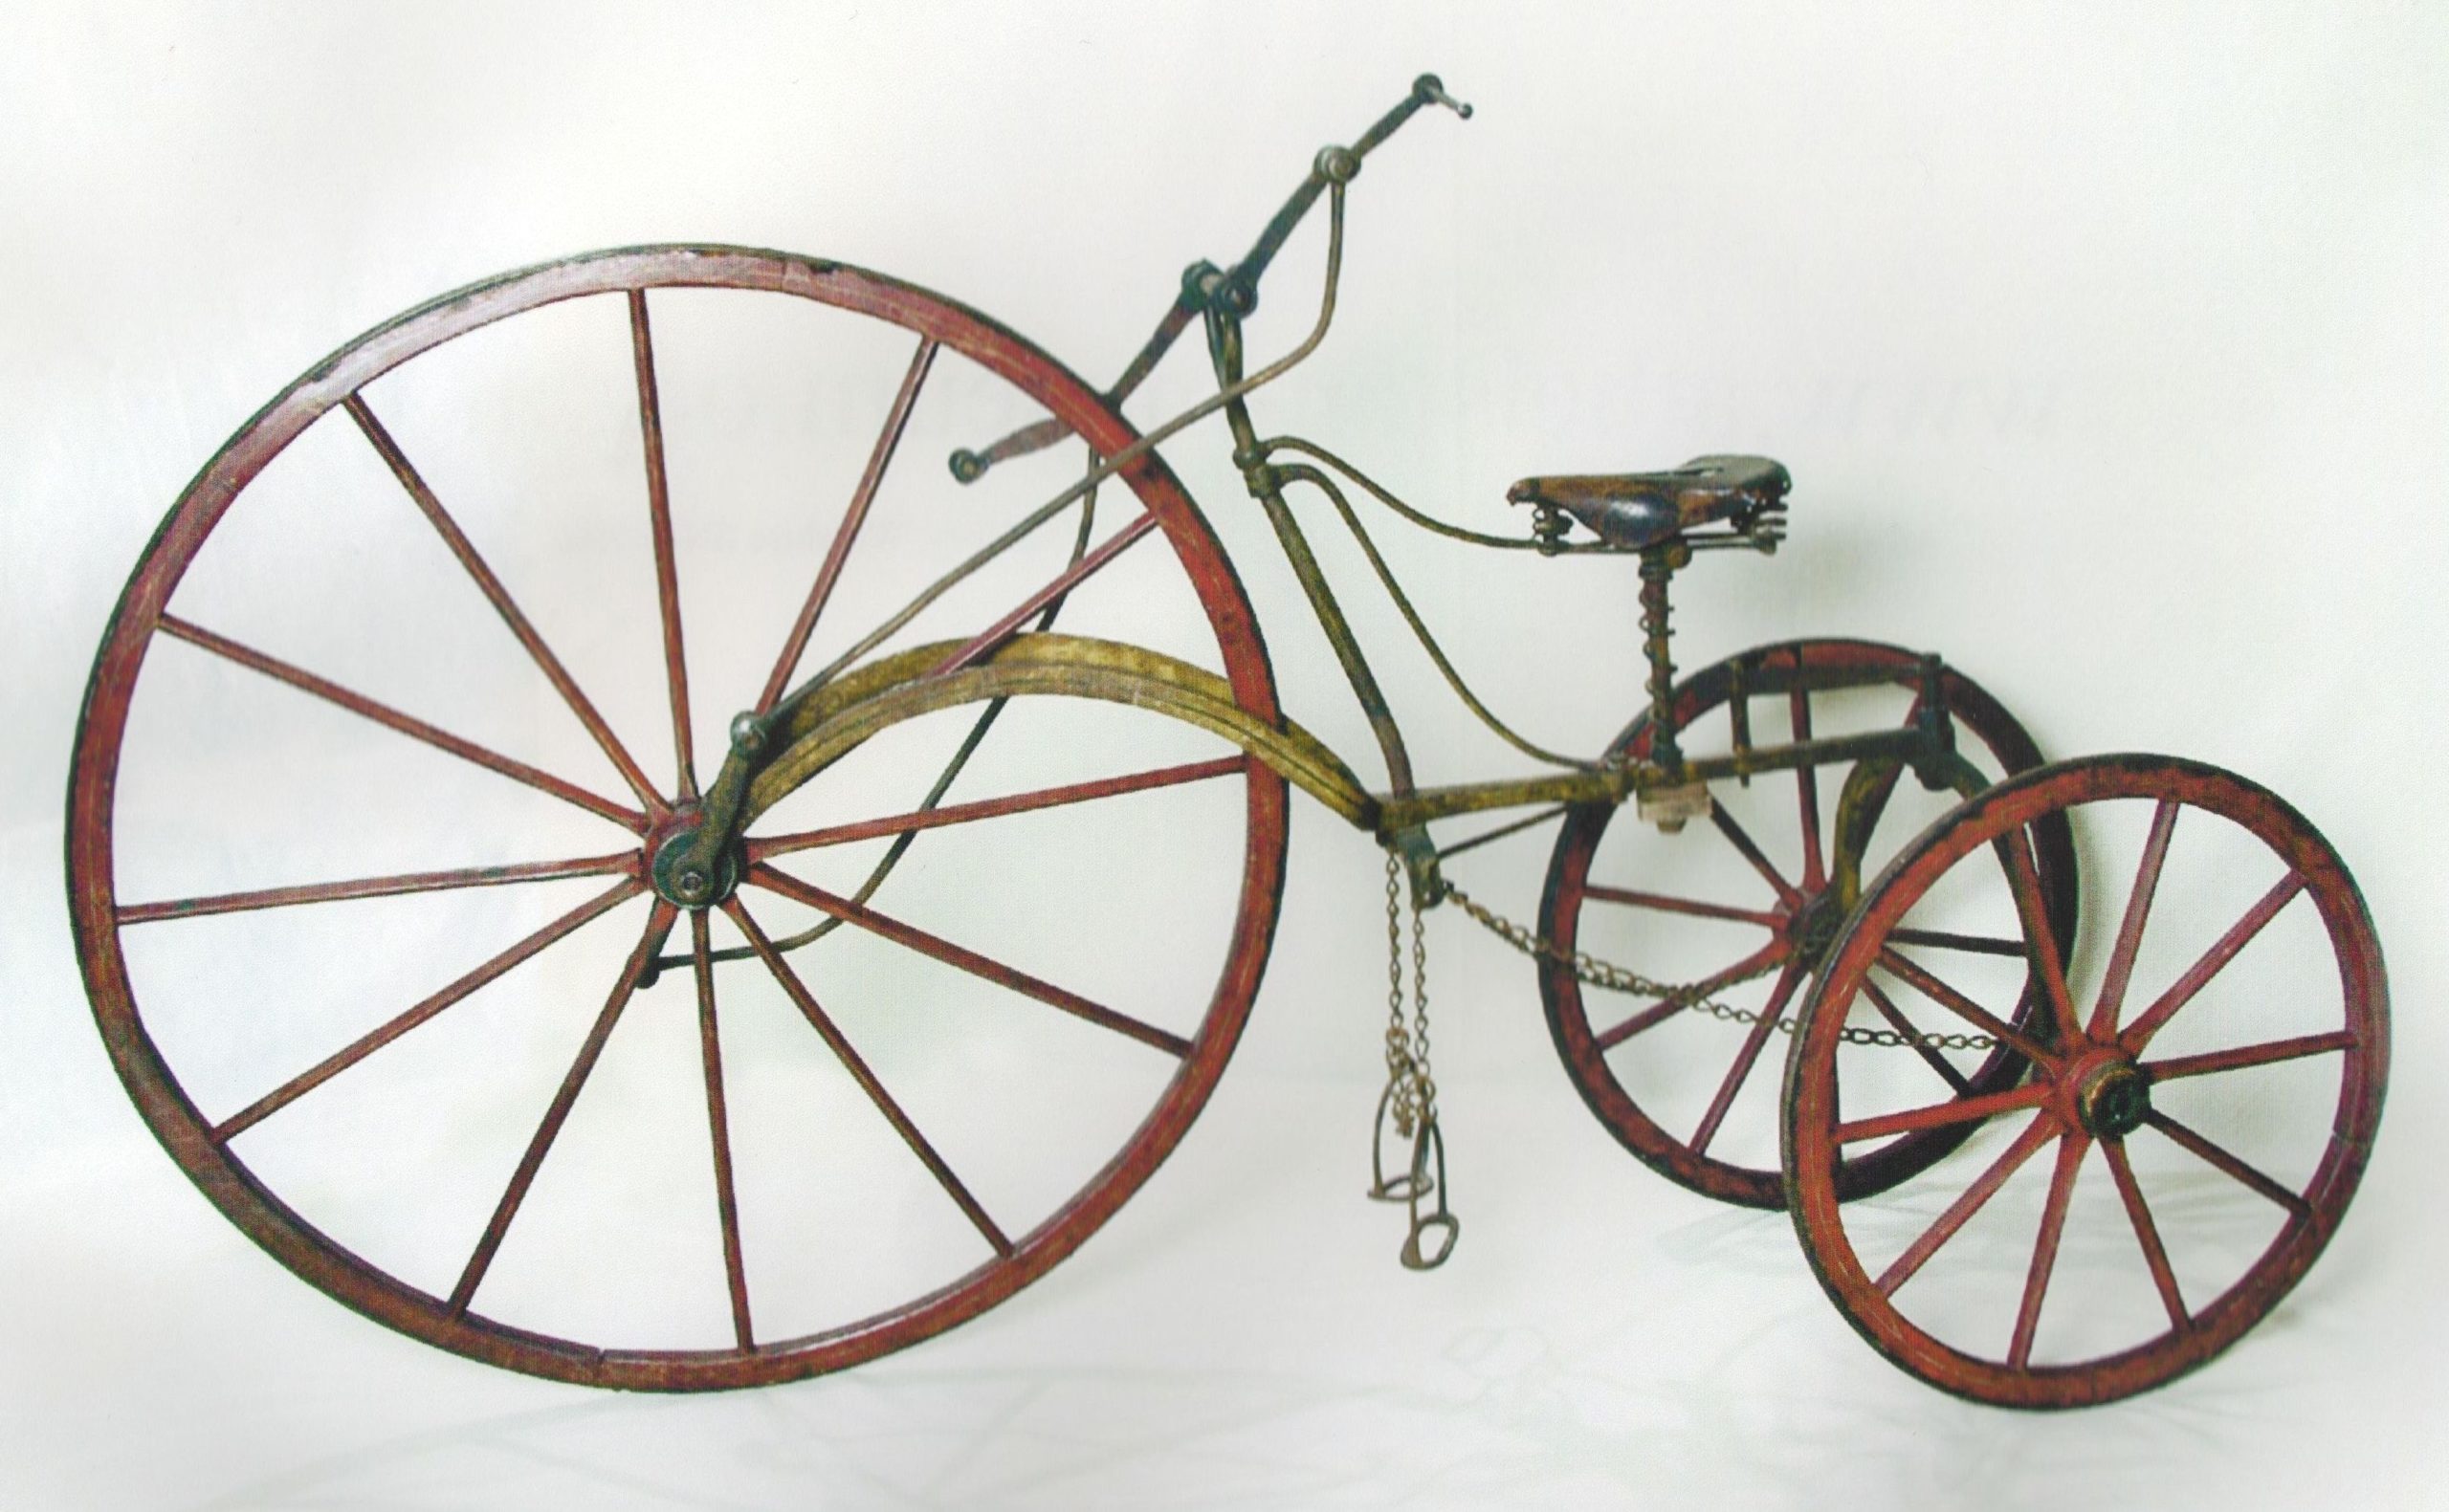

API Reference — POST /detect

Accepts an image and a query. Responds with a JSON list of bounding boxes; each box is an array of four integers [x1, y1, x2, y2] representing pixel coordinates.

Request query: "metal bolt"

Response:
[[729, 712, 765, 756]]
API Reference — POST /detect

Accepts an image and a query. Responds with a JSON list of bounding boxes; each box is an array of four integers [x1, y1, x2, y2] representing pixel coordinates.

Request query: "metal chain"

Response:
[[1438, 877, 1997, 1054], [1410, 873, 1434, 1117], [1380, 852, 1419, 1134], [1380, 850, 1442, 1136]]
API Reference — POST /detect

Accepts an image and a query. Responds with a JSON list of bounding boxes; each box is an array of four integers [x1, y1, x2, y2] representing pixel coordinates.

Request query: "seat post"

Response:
[[1638, 542, 1690, 777]]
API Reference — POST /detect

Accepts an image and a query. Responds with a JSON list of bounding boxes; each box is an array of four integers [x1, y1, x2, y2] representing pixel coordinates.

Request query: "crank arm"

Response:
[[646, 712, 767, 909]]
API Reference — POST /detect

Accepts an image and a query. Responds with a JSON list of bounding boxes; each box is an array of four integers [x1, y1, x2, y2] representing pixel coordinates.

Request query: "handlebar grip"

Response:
[[1349, 73, 1472, 162], [1413, 75, 1472, 120]]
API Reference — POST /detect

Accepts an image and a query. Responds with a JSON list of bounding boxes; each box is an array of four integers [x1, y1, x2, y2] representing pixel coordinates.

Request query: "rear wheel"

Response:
[[1538, 640, 2074, 1209], [1784, 756, 2386, 1407]]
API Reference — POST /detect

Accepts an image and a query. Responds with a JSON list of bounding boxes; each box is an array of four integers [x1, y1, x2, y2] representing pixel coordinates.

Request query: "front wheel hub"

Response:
[[649, 820, 742, 909]]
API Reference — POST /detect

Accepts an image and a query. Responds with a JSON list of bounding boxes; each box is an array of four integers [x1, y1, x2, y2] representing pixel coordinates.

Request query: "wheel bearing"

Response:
[[650, 822, 741, 909]]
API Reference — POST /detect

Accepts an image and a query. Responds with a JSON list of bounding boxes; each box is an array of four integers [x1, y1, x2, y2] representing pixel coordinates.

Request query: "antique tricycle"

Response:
[[70, 77, 2385, 1408]]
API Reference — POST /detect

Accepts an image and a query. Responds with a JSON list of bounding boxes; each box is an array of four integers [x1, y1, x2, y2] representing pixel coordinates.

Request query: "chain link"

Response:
[[1380, 852, 1418, 1133], [1410, 873, 1433, 1114], [1438, 877, 1997, 1054], [1381, 851, 1442, 1136]]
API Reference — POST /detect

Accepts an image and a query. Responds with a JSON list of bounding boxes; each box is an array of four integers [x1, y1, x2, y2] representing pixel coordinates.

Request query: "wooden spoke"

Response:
[[157, 615, 643, 828], [1834, 1081, 2052, 1146], [213, 879, 642, 1140], [2102, 1137, 2190, 1333], [1886, 927, 2026, 959], [628, 290, 696, 800], [749, 756, 1243, 860], [1876, 1111, 2060, 1296], [801, 490, 1095, 695], [1790, 677, 1825, 891], [750, 864, 1190, 1058], [929, 511, 1161, 676], [449, 901, 675, 1315], [2144, 1029, 2355, 1083], [1999, 825, 2082, 1046], [1689, 963, 1803, 1155], [756, 337, 938, 713], [1709, 805, 1801, 907], [2008, 1131, 2093, 1368], [2089, 799, 2179, 1039], [2120, 874, 2306, 1052], [690, 910, 752, 1349], [1862, 979, 1974, 1095], [1593, 940, 1788, 1051], [1874, 948, 2056, 1064], [725, 897, 1012, 1256], [2144, 1109, 2312, 1220], [120, 850, 636, 925], [1579, 885, 1781, 929], [344, 394, 665, 816]]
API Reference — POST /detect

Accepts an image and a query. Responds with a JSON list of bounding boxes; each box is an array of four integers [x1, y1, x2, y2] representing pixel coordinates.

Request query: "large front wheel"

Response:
[[69, 248, 1287, 1388]]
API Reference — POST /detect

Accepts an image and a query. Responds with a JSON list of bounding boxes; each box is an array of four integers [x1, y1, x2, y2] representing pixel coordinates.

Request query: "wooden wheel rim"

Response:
[[1782, 755, 2387, 1408], [1538, 639, 2074, 1209], [67, 246, 1290, 1389]]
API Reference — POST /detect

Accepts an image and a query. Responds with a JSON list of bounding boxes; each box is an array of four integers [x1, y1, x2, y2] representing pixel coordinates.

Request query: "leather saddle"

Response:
[[1508, 454, 1791, 552]]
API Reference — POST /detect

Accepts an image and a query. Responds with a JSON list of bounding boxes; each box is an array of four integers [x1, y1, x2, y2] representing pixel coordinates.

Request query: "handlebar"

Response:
[[950, 74, 1470, 485], [1214, 74, 1473, 318]]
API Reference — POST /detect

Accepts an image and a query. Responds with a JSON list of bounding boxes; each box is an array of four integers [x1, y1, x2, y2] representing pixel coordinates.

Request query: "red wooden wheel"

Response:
[[68, 247, 1289, 1389], [1538, 640, 2074, 1208], [1783, 755, 2386, 1408]]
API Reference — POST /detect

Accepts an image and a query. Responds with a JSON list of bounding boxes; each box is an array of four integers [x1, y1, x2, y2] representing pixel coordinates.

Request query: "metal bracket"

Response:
[[1637, 778, 1713, 834], [1387, 824, 1445, 909]]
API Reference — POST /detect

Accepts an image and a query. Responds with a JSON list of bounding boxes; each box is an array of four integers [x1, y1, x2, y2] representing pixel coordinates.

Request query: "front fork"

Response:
[[647, 711, 768, 910]]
